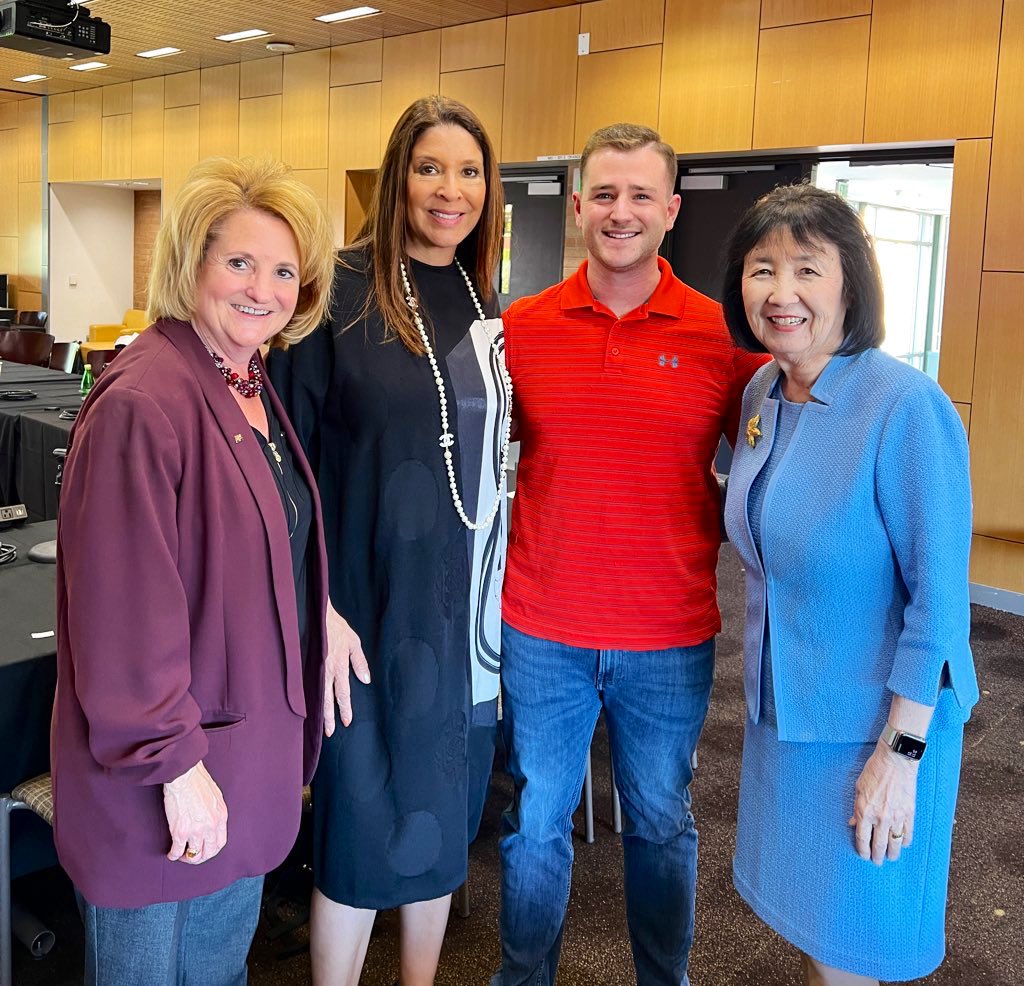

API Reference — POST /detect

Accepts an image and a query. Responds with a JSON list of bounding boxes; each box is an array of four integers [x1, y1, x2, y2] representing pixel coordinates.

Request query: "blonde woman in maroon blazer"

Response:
[[51, 158, 339, 986]]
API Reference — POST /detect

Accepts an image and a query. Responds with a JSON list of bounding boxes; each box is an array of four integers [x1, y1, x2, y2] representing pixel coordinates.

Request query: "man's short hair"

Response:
[[579, 123, 678, 193]]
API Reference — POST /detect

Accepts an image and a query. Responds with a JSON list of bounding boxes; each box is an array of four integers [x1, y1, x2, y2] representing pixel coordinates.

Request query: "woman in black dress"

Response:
[[269, 96, 509, 985]]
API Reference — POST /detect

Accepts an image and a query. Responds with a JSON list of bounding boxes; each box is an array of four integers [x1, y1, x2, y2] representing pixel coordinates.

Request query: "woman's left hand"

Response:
[[849, 741, 920, 865], [323, 603, 371, 735]]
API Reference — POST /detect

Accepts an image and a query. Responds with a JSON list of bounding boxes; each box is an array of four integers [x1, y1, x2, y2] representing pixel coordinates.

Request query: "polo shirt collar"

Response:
[[560, 257, 687, 319]]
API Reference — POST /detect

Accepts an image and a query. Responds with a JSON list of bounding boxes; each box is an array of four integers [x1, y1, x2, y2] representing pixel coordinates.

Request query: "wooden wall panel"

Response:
[[761, 0, 870, 29], [0, 143, 17, 237], [580, 0, 663, 52], [970, 536, 1024, 594], [441, 18, 506, 72], [102, 114, 132, 180], [754, 17, 869, 149], [983, 0, 1024, 273], [0, 237, 17, 278], [199, 64, 240, 160], [241, 56, 283, 99], [282, 49, 331, 170], [238, 94, 282, 160], [49, 92, 75, 124], [163, 104, 200, 209], [952, 402, 971, 436], [503, 6, 580, 161], [17, 181, 41, 292], [17, 99, 41, 183], [331, 39, 383, 87], [864, 0, 1002, 142], [345, 171, 377, 244], [381, 31, 441, 149], [970, 273, 1024, 541], [132, 77, 165, 179], [0, 101, 17, 130], [16, 290, 43, 312], [660, 0, 759, 153], [48, 122, 76, 183], [328, 82, 382, 244], [73, 89, 102, 181], [103, 82, 133, 117], [329, 83, 382, 172], [293, 168, 329, 206], [574, 45, 661, 152], [439, 66, 504, 153], [937, 139, 990, 404], [165, 71, 199, 108]]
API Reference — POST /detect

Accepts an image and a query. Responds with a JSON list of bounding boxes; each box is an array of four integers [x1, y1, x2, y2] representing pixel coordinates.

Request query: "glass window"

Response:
[[815, 161, 952, 380]]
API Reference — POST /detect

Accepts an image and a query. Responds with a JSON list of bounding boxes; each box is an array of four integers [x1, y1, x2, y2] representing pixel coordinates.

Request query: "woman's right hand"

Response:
[[324, 604, 371, 735], [163, 760, 228, 864]]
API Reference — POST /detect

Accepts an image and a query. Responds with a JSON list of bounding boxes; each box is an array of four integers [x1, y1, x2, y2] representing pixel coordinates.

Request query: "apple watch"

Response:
[[880, 723, 927, 761]]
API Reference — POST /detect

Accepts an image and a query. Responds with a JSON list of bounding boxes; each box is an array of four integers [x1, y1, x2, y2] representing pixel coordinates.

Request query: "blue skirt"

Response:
[[733, 716, 965, 981]]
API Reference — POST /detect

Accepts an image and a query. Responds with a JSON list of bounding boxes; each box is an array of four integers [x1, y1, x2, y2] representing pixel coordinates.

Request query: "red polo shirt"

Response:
[[502, 258, 769, 650]]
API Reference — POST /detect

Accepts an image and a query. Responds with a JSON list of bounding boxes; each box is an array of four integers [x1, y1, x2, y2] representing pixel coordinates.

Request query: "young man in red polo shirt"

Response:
[[492, 124, 768, 986]]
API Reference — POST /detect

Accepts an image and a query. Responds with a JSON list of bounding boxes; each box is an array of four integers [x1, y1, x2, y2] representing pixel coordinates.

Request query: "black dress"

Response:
[[268, 253, 509, 908]]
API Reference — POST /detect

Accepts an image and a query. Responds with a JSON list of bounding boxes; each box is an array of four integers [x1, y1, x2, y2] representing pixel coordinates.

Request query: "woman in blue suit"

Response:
[[721, 184, 979, 985]]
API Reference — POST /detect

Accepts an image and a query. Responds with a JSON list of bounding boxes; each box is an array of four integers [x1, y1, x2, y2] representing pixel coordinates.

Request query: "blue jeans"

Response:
[[494, 623, 715, 986], [76, 875, 264, 986]]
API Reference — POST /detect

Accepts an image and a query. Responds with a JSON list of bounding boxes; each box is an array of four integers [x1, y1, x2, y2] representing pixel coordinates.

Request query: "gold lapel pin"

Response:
[[233, 434, 244, 444], [746, 414, 761, 449]]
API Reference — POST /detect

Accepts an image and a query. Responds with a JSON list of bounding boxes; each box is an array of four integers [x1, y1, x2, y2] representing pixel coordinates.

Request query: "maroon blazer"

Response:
[[51, 319, 328, 908]]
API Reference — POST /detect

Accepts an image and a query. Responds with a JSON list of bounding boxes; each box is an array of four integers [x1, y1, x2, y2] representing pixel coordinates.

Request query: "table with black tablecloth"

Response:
[[16, 412, 73, 522], [0, 363, 81, 521], [0, 520, 59, 877]]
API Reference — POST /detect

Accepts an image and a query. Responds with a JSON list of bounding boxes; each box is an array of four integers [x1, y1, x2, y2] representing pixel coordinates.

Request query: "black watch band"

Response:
[[880, 723, 927, 761]]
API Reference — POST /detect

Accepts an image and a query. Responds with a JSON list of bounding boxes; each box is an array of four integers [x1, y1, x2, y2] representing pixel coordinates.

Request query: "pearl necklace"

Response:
[[399, 258, 513, 531]]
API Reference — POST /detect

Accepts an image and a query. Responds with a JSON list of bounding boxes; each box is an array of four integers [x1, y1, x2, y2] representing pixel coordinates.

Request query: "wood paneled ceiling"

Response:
[[0, 0, 580, 96]]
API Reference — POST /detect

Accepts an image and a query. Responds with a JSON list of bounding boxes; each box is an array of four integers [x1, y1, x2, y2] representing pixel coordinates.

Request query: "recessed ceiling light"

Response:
[[215, 28, 271, 42], [137, 46, 182, 58], [315, 6, 380, 22], [69, 61, 108, 71], [13, 74, 48, 83]]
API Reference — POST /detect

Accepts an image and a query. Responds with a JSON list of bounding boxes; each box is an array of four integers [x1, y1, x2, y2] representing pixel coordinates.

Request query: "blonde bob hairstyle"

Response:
[[345, 95, 504, 356], [148, 157, 336, 345]]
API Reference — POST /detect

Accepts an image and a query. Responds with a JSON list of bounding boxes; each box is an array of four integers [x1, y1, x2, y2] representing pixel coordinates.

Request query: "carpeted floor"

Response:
[[11, 546, 1023, 984]]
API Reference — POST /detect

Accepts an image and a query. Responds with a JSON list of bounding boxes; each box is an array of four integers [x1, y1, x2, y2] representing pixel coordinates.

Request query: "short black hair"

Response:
[[721, 182, 885, 355]]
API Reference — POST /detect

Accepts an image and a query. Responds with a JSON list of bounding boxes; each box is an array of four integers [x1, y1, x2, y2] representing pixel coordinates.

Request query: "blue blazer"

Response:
[[724, 349, 979, 743]]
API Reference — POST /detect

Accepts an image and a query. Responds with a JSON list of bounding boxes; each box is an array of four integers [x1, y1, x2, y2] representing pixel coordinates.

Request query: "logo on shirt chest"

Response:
[[658, 353, 679, 369]]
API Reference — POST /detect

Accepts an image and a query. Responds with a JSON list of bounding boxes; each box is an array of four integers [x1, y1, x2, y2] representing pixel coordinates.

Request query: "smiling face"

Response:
[[192, 208, 301, 367], [741, 229, 848, 378], [574, 145, 680, 276], [404, 123, 486, 265]]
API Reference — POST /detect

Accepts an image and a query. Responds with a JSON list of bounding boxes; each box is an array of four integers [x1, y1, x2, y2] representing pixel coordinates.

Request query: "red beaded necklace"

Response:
[[207, 348, 263, 399], [193, 323, 264, 398]]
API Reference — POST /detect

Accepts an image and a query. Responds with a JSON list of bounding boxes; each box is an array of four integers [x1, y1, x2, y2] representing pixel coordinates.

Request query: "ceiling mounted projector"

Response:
[[0, 0, 111, 58]]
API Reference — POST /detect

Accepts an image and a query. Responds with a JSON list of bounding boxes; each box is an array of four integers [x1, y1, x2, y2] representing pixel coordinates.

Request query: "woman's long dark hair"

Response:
[[343, 95, 504, 355]]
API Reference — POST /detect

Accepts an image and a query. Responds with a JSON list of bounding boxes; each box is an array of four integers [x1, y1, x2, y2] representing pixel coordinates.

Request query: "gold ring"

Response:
[[890, 830, 905, 840], [185, 846, 199, 858]]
